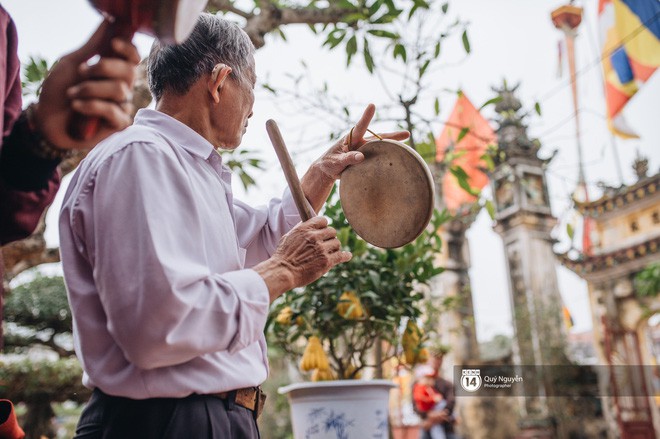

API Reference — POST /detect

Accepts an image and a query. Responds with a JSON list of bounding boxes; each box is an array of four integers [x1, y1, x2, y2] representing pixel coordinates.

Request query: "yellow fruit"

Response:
[[312, 367, 336, 381], [299, 336, 330, 372], [295, 316, 305, 326], [343, 364, 362, 379], [404, 346, 416, 365], [402, 320, 421, 350], [336, 291, 364, 320], [275, 307, 293, 325], [416, 347, 429, 364]]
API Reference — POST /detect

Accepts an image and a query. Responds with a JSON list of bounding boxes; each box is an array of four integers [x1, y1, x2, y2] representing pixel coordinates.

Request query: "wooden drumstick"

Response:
[[266, 120, 315, 222]]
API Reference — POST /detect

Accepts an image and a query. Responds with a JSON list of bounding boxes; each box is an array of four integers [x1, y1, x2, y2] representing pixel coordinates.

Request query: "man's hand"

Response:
[[33, 20, 140, 150], [254, 216, 351, 302], [301, 103, 409, 213]]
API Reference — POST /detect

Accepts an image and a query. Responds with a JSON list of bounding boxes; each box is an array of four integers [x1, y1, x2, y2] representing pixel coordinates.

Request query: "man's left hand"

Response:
[[300, 103, 409, 213], [313, 103, 409, 181]]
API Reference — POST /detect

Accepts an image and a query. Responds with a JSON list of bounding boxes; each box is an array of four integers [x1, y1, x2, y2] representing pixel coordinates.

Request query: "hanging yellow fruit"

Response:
[[416, 347, 429, 364], [312, 367, 336, 381], [275, 307, 293, 325], [336, 291, 364, 319], [299, 336, 330, 372], [402, 320, 421, 350], [402, 320, 423, 364], [343, 363, 362, 379]]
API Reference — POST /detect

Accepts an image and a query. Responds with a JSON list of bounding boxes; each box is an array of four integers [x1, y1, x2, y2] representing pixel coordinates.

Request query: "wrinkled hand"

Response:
[[312, 103, 409, 181], [33, 20, 140, 150], [274, 216, 351, 287], [255, 217, 351, 301]]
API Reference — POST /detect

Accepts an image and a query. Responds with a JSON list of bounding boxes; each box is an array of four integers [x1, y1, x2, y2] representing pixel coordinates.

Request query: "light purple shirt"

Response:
[[59, 109, 300, 399]]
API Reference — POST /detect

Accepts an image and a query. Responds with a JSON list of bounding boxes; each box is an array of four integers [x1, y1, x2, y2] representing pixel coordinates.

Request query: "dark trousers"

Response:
[[74, 389, 260, 439]]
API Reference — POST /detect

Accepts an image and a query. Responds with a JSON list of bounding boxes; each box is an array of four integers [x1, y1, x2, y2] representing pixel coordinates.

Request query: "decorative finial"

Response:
[[632, 150, 649, 181]]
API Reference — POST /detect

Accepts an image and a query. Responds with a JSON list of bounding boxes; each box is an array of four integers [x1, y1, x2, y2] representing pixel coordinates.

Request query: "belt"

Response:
[[208, 387, 266, 419]]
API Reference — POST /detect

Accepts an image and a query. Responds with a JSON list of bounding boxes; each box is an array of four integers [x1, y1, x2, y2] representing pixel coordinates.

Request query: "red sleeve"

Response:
[[0, 6, 59, 245]]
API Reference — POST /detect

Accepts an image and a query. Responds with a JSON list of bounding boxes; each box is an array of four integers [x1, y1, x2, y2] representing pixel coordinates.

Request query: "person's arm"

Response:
[[0, 16, 138, 245], [0, 8, 59, 244], [0, 110, 60, 244]]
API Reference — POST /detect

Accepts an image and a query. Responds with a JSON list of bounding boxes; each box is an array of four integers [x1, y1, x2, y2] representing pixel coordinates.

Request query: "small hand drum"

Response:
[[339, 140, 435, 248]]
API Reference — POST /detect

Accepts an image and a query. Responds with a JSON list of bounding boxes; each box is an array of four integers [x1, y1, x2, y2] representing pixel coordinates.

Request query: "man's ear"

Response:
[[208, 63, 233, 104]]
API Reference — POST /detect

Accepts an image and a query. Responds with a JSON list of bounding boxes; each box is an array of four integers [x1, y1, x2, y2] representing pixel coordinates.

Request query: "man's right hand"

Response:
[[254, 216, 352, 302]]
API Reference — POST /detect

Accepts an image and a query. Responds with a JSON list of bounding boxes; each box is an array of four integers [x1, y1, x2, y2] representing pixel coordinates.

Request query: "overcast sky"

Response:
[[4, 0, 659, 342]]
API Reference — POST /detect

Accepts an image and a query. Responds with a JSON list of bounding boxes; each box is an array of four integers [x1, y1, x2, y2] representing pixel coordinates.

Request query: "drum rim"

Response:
[[339, 139, 435, 248]]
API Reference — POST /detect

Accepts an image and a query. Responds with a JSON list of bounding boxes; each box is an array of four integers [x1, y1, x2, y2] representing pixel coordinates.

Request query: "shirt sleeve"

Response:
[[233, 188, 301, 268], [68, 142, 270, 370], [0, 9, 60, 245]]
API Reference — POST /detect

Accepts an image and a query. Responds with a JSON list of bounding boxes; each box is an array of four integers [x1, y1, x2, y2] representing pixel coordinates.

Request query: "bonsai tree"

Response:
[[267, 190, 447, 381], [1, 275, 90, 439]]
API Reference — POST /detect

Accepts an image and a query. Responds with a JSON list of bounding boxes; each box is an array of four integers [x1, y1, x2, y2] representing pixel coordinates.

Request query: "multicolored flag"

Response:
[[435, 92, 495, 214], [599, 0, 660, 138]]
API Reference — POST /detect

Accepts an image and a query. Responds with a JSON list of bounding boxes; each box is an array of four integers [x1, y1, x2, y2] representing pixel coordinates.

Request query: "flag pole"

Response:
[[551, 3, 593, 255]]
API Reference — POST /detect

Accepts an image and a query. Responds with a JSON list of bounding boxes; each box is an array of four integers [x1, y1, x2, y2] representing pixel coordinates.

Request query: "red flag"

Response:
[[435, 92, 496, 213]]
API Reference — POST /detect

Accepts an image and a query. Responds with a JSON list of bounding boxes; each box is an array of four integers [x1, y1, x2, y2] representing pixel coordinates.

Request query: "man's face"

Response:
[[214, 55, 256, 149]]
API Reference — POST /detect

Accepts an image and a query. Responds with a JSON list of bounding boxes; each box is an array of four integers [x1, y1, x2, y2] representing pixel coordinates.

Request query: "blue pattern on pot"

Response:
[[304, 407, 389, 438], [305, 407, 355, 439]]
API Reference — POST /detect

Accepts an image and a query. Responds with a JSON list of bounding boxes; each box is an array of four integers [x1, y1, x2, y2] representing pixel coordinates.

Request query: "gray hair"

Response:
[[147, 13, 255, 101]]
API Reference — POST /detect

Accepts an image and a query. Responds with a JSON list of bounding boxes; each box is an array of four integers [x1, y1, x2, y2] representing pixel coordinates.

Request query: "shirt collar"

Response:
[[134, 108, 217, 161]]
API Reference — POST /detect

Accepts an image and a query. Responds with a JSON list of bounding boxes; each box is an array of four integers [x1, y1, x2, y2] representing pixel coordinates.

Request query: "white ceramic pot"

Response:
[[279, 379, 395, 439]]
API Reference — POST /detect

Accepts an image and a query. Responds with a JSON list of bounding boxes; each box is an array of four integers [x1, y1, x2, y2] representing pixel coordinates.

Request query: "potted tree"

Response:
[[267, 191, 446, 438]]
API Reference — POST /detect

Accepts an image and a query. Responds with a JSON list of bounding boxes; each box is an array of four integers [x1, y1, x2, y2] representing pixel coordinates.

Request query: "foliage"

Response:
[[257, 347, 293, 438], [1, 276, 82, 439], [3, 275, 74, 357], [267, 189, 446, 380], [0, 358, 89, 404], [634, 263, 660, 298], [21, 56, 51, 99], [219, 148, 265, 190]]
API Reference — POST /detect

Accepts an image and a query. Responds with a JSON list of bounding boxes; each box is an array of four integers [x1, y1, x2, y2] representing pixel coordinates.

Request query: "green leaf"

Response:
[[261, 84, 278, 95], [481, 152, 495, 171], [324, 28, 347, 49], [363, 38, 375, 73], [457, 127, 470, 143], [479, 96, 503, 110], [442, 3, 449, 13], [461, 30, 471, 54], [566, 223, 575, 240], [368, 29, 399, 39], [434, 41, 441, 58], [485, 199, 496, 220], [534, 101, 542, 116], [450, 165, 479, 196], [434, 97, 440, 115], [346, 34, 358, 66], [419, 59, 431, 78], [393, 43, 407, 62]]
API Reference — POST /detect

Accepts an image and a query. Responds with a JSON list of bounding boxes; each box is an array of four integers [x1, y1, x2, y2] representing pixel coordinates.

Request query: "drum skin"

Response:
[[339, 140, 434, 249], [88, 0, 206, 44]]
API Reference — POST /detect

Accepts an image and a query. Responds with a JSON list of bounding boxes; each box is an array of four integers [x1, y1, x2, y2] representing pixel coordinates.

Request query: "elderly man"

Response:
[[59, 13, 407, 439]]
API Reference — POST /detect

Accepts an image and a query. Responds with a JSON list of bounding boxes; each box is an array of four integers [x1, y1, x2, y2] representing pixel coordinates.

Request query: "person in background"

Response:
[[413, 364, 447, 439], [0, 4, 139, 438], [413, 353, 457, 439]]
